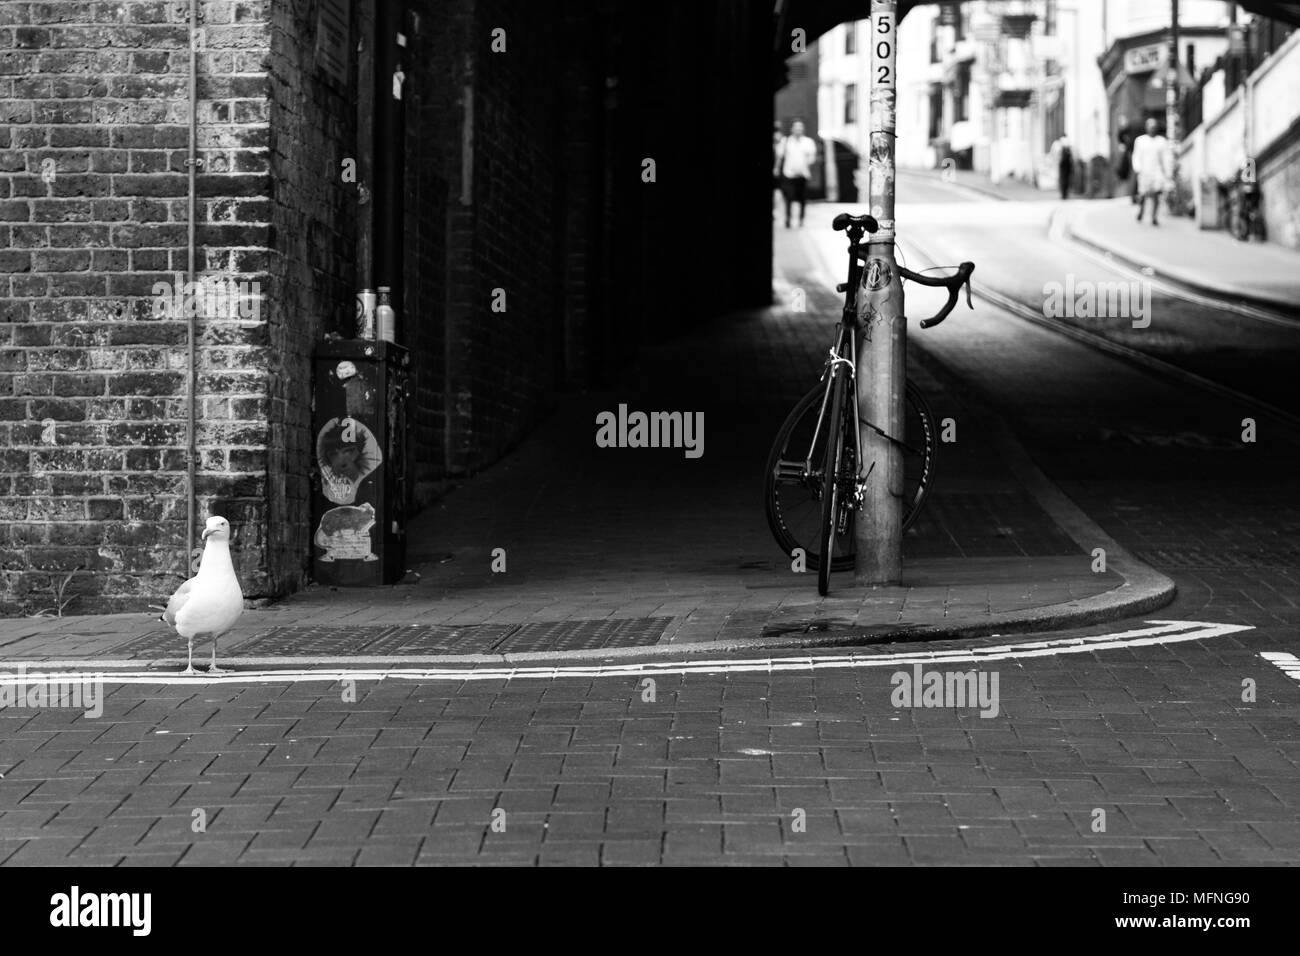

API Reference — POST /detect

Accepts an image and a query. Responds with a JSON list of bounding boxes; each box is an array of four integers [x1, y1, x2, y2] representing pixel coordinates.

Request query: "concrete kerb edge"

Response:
[[1061, 209, 1300, 319]]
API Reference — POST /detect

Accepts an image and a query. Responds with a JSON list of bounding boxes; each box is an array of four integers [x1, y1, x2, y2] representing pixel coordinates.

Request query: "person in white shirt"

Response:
[[774, 120, 818, 228], [1131, 118, 1172, 226]]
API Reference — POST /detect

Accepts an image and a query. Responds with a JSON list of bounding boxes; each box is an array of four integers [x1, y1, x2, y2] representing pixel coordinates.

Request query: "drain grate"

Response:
[[1140, 548, 1300, 570], [106, 628, 224, 658], [361, 624, 517, 655], [103, 617, 673, 658], [494, 616, 673, 653], [231, 625, 398, 656]]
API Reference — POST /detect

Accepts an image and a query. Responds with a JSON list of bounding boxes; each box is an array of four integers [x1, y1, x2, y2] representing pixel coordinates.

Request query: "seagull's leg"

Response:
[[183, 634, 197, 676], [208, 634, 224, 675]]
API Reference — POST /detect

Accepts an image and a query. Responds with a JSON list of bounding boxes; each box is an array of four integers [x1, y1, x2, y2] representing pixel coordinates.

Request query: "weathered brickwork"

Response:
[[444, 0, 566, 477], [402, 0, 458, 507], [401, 0, 641, 490], [0, 0, 352, 614], [402, 0, 574, 495], [264, 0, 357, 593]]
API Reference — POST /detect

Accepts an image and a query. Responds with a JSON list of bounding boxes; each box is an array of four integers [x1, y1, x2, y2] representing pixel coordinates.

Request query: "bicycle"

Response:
[[1228, 172, 1265, 242], [764, 211, 974, 596]]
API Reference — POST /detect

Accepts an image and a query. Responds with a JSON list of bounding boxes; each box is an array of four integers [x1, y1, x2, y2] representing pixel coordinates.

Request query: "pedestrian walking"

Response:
[[1132, 118, 1172, 226], [1054, 135, 1074, 200], [775, 120, 817, 228]]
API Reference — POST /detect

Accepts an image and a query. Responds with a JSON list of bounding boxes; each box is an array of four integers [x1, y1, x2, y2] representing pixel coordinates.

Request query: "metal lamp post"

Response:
[[853, 0, 905, 585]]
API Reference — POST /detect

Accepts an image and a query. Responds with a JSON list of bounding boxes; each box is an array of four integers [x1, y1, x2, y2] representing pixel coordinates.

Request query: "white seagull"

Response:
[[162, 516, 244, 675]]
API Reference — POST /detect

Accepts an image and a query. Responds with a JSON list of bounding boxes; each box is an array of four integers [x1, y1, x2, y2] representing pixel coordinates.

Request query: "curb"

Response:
[[900, 340, 1178, 637], [1062, 211, 1300, 319]]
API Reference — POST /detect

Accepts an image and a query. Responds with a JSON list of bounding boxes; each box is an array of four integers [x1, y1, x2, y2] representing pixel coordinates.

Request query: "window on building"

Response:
[[954, 63, 970, 121], [845, 83, 858, 124], [846, 23, 856, 55], [928, 85, 943, 140], [1044, 85, 1065, 150], [1044, 0, 1057, 37], [937, 3, 964, 46]]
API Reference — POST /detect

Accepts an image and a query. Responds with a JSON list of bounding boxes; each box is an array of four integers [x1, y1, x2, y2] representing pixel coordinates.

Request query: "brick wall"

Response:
[[404, 0, 571, 490], [453, 0, 565, 473], [0, 0, 354, 615], [402, 0, 458, 508], [264, 0, 357, 591], [1260, 121, 1300, 249]]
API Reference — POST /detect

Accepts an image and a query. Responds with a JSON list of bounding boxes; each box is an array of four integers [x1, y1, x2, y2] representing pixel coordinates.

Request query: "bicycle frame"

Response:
[[802, 244, 868, 506], [797, 230, 971, 508]]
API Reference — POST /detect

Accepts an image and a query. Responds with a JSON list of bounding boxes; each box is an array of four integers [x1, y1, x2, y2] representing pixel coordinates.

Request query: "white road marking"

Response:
[[0, 620, 1254, 686], [1261, 651, 1300, 682]]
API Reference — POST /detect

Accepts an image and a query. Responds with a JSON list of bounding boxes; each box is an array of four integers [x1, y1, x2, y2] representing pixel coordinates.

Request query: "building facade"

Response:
[[885, 2, 1116, 190], [834, 1, 1250, 196]]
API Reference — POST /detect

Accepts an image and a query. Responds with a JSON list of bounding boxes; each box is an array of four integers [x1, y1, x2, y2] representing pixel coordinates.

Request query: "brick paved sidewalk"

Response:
[[0, 223, 1169, 665], [1064, 198, 1300, 314]]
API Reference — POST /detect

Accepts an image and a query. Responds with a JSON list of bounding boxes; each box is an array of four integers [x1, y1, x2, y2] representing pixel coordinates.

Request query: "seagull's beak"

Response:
[[201, 528, 213, 540]]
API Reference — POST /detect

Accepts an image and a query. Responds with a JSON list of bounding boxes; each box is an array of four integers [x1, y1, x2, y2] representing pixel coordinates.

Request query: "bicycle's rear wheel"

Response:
[[765, 380, 936, 572]]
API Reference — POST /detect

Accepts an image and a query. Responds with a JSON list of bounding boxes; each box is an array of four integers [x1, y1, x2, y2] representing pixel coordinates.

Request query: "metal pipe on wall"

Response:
[[184, 0, 199, 573], [372, 0, 406, 333]]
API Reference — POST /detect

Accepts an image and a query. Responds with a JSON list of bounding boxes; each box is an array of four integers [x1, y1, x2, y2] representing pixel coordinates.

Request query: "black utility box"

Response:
[[310, 339, 410, 585]]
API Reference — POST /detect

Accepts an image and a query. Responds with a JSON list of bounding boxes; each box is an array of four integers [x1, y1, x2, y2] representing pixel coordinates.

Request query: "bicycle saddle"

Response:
[[832, 213, 879, 233]]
